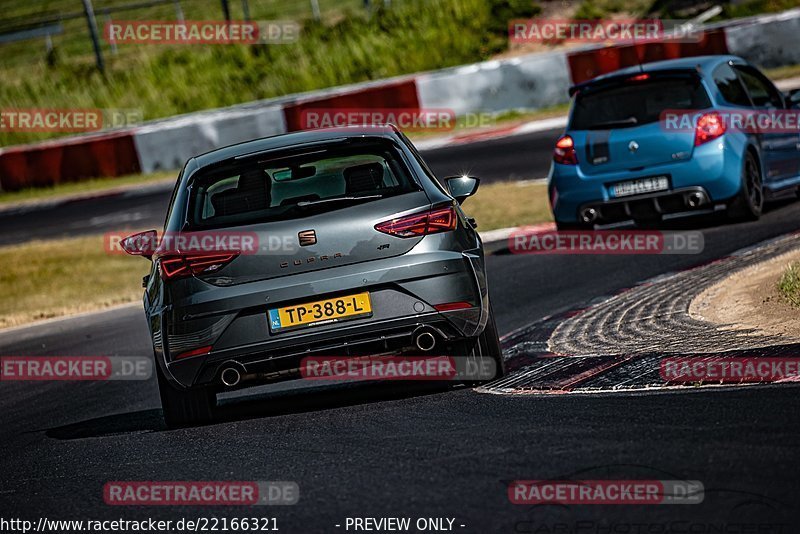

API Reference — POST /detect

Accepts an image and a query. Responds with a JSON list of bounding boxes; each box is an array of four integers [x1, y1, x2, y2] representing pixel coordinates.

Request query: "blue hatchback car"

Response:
[[548, 55, 800, 229]]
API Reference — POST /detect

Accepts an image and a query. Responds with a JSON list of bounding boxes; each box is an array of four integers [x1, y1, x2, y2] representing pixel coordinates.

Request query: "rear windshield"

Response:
[[570, 75, 711, 130], [187, 139, 418, 229]]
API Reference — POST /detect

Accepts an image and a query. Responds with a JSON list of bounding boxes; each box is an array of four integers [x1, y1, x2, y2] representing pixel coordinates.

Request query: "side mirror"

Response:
[[785, 89, 800, 108], [121, 230, 158, 259], [444, 175, 480, 204]]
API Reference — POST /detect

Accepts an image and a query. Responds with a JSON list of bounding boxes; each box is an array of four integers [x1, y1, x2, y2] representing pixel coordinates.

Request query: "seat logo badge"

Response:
[[628, 141, 639, 153], [298, 230, 316, 246]]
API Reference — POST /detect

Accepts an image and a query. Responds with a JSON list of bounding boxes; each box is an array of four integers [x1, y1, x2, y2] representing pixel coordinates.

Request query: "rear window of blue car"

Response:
[[570, 74, 711, 130]]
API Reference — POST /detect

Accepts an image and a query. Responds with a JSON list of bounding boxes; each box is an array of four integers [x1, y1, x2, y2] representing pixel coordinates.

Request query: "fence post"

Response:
[[221, 0, 231, 21], [173, 0, 185, 22], [81, 0, 105, 73], [104, 10, 117, 55]]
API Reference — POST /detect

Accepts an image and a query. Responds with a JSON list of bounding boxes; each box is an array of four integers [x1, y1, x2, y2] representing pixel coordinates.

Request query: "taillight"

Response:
[[158, 253, 239, 280], [434, 301, 473, 311], [375, 206, 458, 238], [695, 112, 726, 146], [553, 135, 578, 165], [174, 345, 213, 360]]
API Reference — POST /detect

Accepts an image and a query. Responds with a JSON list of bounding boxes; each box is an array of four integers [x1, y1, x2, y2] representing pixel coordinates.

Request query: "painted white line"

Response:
[[775, 76, 800, 91], [513, 116, 568, 135], [475, 381, 771, 396], [479, 222, 555, 244]]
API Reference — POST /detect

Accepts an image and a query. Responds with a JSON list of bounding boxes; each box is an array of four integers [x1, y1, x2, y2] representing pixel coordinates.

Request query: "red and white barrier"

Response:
[[0, 132, 140, 191], [133, 105, 286, 174]]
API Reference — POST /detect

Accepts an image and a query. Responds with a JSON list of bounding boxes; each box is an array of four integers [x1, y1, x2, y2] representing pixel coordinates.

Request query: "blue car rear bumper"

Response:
[[550, 136, 745, 224]]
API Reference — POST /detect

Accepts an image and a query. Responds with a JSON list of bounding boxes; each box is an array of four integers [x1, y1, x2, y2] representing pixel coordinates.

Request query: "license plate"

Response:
[[268, 292, 372, 332], [611, 176, 669, 198]]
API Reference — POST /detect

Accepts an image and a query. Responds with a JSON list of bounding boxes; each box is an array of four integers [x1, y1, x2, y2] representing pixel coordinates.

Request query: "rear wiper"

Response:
[[296, 195, 383, 208], [588, 117, 639, 130]]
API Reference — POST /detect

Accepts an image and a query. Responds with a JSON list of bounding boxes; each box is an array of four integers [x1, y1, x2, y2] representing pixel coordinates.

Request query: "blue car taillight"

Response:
[[694, 112, 726, 146], [553, 135, 578, 165]]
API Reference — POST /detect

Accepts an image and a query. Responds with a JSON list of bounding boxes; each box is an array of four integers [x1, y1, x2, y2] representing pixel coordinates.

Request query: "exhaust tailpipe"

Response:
[[220, 362, 245, 387], [413, 328, 437, 352], [686, 192, 706, 208], [580, 207, 598, 223]]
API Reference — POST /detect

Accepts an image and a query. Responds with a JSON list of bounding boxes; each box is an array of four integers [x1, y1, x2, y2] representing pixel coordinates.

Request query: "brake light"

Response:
[[553, 135, 578, 165], [629, 73, 649, 82], [434, 301, 473, 311], [375, 206, 458, 238], [158, 253, 239, 280], [174, 345, 213, 360], [695, 112, 726, 146]]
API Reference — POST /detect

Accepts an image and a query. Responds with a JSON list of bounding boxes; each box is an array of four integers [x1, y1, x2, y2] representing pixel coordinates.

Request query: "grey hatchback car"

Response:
[[123, 125, 504, 427]]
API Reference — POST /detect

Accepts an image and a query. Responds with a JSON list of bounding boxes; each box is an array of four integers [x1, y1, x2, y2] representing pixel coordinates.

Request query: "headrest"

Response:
[[343, 162, 385, 195]]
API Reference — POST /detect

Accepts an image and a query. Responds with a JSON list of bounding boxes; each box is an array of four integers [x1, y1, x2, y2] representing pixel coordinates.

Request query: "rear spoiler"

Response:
[[568, 67, 702, 97]]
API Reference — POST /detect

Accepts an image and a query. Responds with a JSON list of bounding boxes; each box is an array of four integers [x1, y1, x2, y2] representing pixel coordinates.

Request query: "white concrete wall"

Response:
[[133, 105, 286, 173], [724, 9, 800, 68], [416, 51, 571, 115]]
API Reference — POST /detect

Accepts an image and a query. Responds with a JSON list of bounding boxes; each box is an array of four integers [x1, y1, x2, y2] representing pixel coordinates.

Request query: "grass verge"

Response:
[[766, 64, 800, 82], [463, 180, 551, 231], [0, 235, 150, 328], [0, 0, 539, 147], [0, 179, 549, 328], [778, 261, 800, 307]]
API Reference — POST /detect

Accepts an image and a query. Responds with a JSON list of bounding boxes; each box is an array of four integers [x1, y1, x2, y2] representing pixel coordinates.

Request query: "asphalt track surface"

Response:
[[2, 130, 800, 531]]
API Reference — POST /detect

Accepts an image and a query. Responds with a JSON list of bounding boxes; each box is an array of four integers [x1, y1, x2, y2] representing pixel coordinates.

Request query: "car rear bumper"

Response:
[[185, 310, 480, 388], [576, 186, 725, 226], [550, 138, 743, 224], [153, 247, 489, 388]]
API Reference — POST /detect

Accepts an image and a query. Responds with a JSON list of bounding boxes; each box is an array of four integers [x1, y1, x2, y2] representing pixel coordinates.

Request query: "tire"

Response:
[[727, 151, 763, 221], [462, 303, 506, 385], [156, 360, 217, 428]]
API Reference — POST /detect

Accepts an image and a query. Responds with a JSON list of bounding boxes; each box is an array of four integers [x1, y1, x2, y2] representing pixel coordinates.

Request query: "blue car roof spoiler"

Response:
[[568, 67, 701, 97]]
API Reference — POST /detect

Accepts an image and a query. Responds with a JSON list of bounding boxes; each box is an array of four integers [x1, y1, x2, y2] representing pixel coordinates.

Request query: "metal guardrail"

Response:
[[0, 23, 63, 44]]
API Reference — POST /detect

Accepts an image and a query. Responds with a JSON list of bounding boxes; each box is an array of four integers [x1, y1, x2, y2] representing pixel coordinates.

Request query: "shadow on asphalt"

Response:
[[635, 197, 797, 230], [44, 380, 454, 439]]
